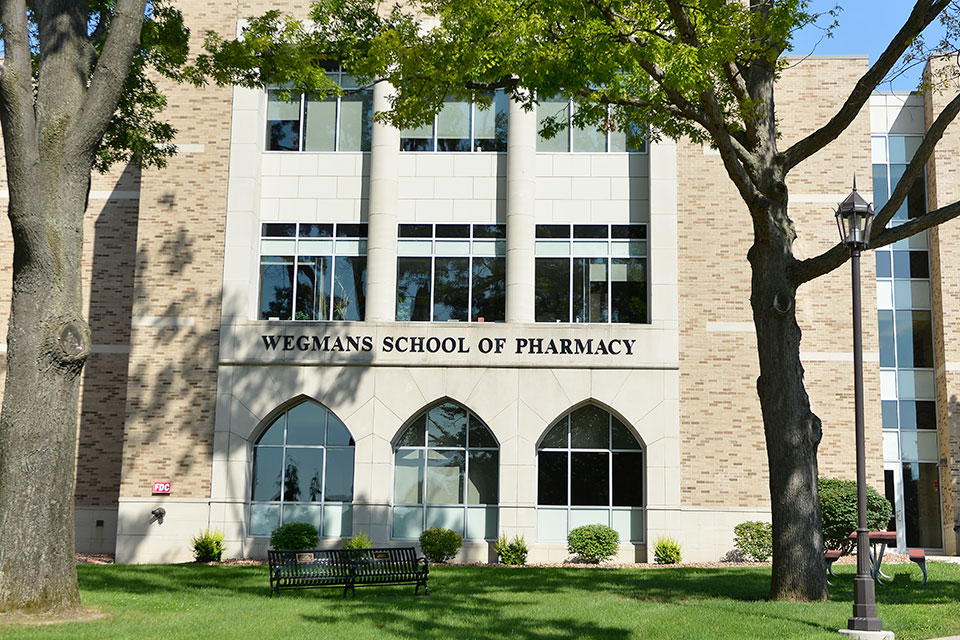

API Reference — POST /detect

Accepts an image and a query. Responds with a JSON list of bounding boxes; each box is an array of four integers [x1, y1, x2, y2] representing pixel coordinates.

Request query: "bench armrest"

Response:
[[417, 556, 429, 573]]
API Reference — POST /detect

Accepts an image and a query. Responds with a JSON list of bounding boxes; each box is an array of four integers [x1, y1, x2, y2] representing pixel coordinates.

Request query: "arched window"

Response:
[[393, 402, 499, 540], [537, 405, 644, 542], [250, 400, 355, 538]]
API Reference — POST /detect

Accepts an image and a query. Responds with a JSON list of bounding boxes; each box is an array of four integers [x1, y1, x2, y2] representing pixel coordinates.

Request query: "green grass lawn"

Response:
[[0, 561, 958, 640]]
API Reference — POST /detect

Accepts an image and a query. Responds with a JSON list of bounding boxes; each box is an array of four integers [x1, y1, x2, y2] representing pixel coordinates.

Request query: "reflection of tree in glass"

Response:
[[309, 473, 322, 502], [428, 403, 467, 446], [332, 257, 366, 321], [471, 257, 504, 321], [396, 259, 431, 320], [266, 285, 292, 319], [283, 463, 300, 502], [270, 121, 299, 150], [611, 260, 646, 323], [433, 257, 468, 321]]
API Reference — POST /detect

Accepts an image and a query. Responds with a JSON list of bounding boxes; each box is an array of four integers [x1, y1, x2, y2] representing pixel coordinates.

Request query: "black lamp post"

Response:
[[836, 181, 882, 633]]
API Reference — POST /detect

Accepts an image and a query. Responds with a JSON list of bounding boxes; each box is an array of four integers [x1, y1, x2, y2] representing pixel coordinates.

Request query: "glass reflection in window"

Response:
[[393, 402, 499, 540]]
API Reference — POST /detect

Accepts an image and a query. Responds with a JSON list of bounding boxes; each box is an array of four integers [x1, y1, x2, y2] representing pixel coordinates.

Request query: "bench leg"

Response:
[[826, 561, 837, 578], [918, 560, 927, 585]]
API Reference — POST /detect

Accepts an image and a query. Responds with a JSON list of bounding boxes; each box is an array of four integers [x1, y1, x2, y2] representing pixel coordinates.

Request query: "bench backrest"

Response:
[[349, 547, 420, 578], [268, 547, 421, 579]]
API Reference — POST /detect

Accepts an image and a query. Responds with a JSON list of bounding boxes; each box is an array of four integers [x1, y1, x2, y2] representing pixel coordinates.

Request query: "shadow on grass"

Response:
[[78, 564, 773, 603]]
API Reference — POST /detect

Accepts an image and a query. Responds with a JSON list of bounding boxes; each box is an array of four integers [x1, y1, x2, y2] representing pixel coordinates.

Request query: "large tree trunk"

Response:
[[0, 166, 91, 611], [750, 197, 828, 602]]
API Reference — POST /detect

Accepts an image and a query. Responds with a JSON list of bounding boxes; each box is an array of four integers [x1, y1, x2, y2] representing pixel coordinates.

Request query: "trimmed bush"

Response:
[[653, 536, 682, 565], [494, 533, 529, 565], [567, 524, 619, 563], [270, 522, 319, 550], [419, 527, 462, 563], [344, 531, 372, 549], [733, 521, 773, 562], [191, 529, 225, 563], [819, 477, 892, 551]]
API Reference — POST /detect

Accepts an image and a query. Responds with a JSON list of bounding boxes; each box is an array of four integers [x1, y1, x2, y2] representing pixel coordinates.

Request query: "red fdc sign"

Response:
[[152, 481, 171, 495]]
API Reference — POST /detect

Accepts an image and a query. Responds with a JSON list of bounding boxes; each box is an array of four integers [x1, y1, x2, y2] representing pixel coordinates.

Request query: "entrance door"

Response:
[[884, 463, 905, 552]]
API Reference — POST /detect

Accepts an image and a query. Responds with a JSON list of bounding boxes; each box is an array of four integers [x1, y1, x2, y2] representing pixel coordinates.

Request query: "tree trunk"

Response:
[[749, 198, 828, 602], [0, 166, 91, 612]]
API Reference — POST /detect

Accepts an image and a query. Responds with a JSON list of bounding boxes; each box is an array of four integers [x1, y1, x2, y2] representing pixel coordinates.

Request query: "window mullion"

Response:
[[298, 93, 306, 152]]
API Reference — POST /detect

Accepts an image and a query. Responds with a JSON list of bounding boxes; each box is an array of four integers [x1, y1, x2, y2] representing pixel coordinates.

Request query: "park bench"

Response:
[[268, 547, 429, 597]]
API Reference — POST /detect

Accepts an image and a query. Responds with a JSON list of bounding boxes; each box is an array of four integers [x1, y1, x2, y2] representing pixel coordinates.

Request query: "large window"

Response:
[[250, 400, 356, 537], [537, 98, 647, 153], [392, 402, 499, 540], [266, 65, 373, 152], [401, 90, 508, 152], [534, 224, 647, 323], [537, 405, 644, 542], [396, 224, 505, 322], [259, 222, 367, 321], [874, 133, 942, 549]]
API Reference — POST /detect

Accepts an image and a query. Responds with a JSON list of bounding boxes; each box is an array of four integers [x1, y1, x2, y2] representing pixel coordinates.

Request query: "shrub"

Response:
[[818, 477, 892, 551], [494, 533, 529, 565], [191, 529, 225, 563], [567, 524, 619, 563], [419, 527, 462, 563], [270, 522, 319, 550], [653, 536, 682, 565], [733, 521, 773, 562], [344, 531, 372, 549]]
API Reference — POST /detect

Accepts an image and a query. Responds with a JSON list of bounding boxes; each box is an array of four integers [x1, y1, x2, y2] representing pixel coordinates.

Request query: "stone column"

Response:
[[364, 81, 401, 321], [505, 93, 537, 323]]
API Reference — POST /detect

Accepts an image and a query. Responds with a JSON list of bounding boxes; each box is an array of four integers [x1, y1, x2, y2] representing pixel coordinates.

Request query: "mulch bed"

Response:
[[76, 552, 917, 568]]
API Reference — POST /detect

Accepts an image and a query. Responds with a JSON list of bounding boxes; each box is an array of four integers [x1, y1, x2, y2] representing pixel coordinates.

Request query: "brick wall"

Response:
[[677, 57, 883, 507]]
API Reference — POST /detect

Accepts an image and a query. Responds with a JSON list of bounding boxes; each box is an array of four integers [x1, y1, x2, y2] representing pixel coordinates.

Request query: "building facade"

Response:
[[1, 4, 959, 564]]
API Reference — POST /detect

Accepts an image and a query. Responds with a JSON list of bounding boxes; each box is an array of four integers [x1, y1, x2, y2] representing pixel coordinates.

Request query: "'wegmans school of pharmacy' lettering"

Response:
[[261, 334, 638, 356]]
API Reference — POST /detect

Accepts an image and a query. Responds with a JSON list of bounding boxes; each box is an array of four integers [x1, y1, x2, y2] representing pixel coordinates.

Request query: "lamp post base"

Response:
[[838, 630, 894, 640], [849, 574, 882, 631]]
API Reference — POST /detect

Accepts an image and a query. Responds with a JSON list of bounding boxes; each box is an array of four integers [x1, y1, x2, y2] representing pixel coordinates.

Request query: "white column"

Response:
[[364, 81, 401, 321], [505, 94, 537, 323]]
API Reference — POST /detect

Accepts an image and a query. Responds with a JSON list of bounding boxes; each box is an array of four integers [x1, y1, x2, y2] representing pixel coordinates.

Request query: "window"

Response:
[[259, 223, 367, 321], [396, 224, 506, 322], [537, 405, 644, 542], [873, 132, 942, 549], [401, 90, 509, 152], [537, 98, 647, 153], [266, 65, 373, 152], [534, 224, 647, 323], [250, 400, 356, 537], [392, 403, 499, 540]]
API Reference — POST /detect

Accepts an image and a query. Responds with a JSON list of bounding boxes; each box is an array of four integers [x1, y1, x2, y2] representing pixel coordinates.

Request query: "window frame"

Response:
[[249, 400, 356, 538], [264, 65, 374, 153], [258, 222, 368, 321], [534, 223, 649, 324], [536, 98, 649, 154], [535, 405, 646, 543], [396, 223, 507, 323], [391, 402, 500, 541], [400, 90, 509, 153]]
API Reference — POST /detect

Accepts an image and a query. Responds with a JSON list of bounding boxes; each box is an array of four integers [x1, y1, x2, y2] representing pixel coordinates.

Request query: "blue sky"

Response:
[[789, 1, 948, 91]]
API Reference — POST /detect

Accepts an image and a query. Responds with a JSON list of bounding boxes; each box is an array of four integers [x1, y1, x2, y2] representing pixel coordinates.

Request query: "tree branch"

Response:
[[0, 0, 41, 197], [782, 0, 949, 171], [68, 0, 149, 163], [872, 89, 960, 233], [664, 0, 761, 201], [871, 200, 960, 248]]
